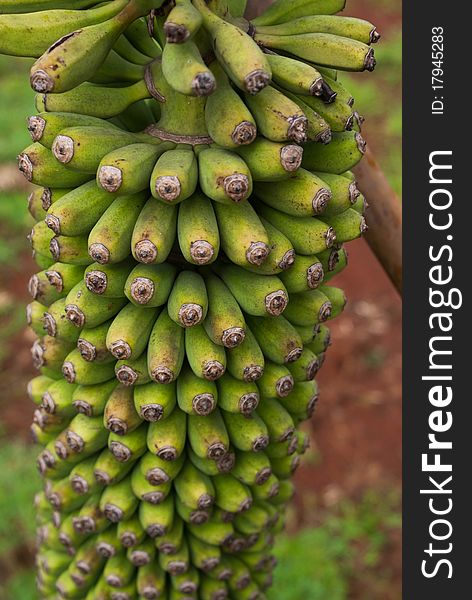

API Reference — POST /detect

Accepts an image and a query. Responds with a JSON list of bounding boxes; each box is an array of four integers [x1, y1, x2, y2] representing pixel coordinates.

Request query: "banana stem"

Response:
[[353, 145, 402, 295]]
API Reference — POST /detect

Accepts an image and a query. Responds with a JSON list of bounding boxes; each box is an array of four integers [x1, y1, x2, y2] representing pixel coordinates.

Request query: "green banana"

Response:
[[197, 146, 253, 204], [177, 366, 217, 416], [88, 192, 148, 264], [188, 409, 229, 460], [99, 476, 139, 523], [175, 460, 215, 510], [278, 380, 319, 419], [255, 15, 380, 45], [286, 347, 320, 382], [150, 146, 198, 204], [137, 559, 167, 597], [314, 171, 360, 216], [244, 86, 308, 143], [18, 143, 92, 187], [45, 181, 116, 236], [72, 380, 118, 417], [202, 273, 246, 349], [147, 403, 186, 461], [139, 450, 185, 486], [293, 87, 354, 132], [319, 284, 347, 318], [32, 335, 75, 376], [65, 413, 109, 456], [43, 298, 80, 343], [117, 514, 146, 548], [187, 534, 221, 572], [216, 373, 260, 416], [193, 0, 271, 94], [103, 550, 135, 588], [139, 494, 175, 538], [106, 302, 158, 360], [225, 325, 264, 383], [185, 324, 227, 381], [246, 315, 303, 364], [115, 352, 152, 387], [155, 515, 184, 554], [319, 207, 367, 242], [159, 537, 189, 575], [243, 217, 295, 276], [125, 17, 162, 57], [65, 281, 127, 329], [213, 200, 270, 267], [232, 450, 272, 487], [266, 53, 323, 96], [164, 0, 203, 43], [301, 131, 366, 174], [51, 125, 142, 173], [205, 61, 257, 149], [103, 384, 142, 435], [30, 0, 158, 93], [251, 0, 347, 26], [255, 168, 332, 217], [257, 397, 295, 443], [222, 410, 269, 453], [0, 0, 129, 57], [255, 202, 336, 255], [28, 266, 63, 305], [162, 39, 216, 96], [147, 307, 185, 384], [28, 374, 55, 406], [97, 143, 172, 195], [124, 262, 177, 307], [283, 288, 332, 326], [49, 233, 91, 266], [132, 198, 178, 264], [279, 254, 324, 292], [131, 462, 172, 504], [36, 80, 149, 119], [40, 378, 77, 418], [233, 138, 303, 182], [254, 32, 376, 72], [62, 348, 116, 385], [257, 361, 294, 399], [84, 259, 134, 297], [114, 32, 153, 65], [107, 423, 147, 464], [134, 381, 177, 422], [188, 446, 235, 477], [168, 270, 208, 328], [0, 1, 99, 14], [214, 263, 288, 317], [27, 301, 48, 337], [177, 192, 220, 265], [28, 111, 120, 148]]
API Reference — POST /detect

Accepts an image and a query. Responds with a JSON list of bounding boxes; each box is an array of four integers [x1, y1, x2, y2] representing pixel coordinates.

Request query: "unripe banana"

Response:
[[114, 32, 152, 66], [188, 409, 229, 460], [107, 422, 147, 464], [205, 62, 257, 149], [162, 39, 216, 96], [164, 0, 203, 43], [216, 373, 260, 416], [232, 450, 272, 487], [0, 0, 129, 58], [30, 0, 157, 93], [115, 352, 152, 387], [18, 143, 92, 188], [202, 273, 246, 349], [0, 0, 99, 14], [147, 407, 186, 461], [106, 302, 158, 361], [319, 207, 368, 242], [45, 181, 116, 236], [301, 131, 366, 174], [294, 88, 354, 132], [233, 138, 303, 182], [177, 366, 217, 416], [150, 146, 198, 204], [255, 168, 331, 217], [137, 559, 167, 597], [124, 262, 177, 307], [131, 463, 172, 504], [244, 86, 308, 143], [251, 0, 347, 26], [62, 348, 116, 385], [72, 380, 118, 417], [177, 192, 220, 265], [254, 32, 376, 72], [188, 446, 235, 477], [193, 0, 271, 94], [28, 112, 120, 148], [279, 254, 324, 293], [134, 381, 176, 422], [197, 146, 253, 204], [225, 326, 264, 383], [103, 550, 135, 588], [246, 315, 303, 364], [124, 17, 163, 58], [88, 192, 148, 265], [139, 495, 175, 539], [286, 347, 320, 382], [132, 198, 178, 265], [99, 476, 139, 523], [256, 202, 336, 255], [314, 171, 360, 216], [33, 335, 75, 376], [257, 397, 295, 443], [213, 200, 270, 268], [155, 515, 184, 554], [283, 288, 332, 326], [147, 307, 185, 384], [65, 281, 127, 329], [78, 319, 115, 362], [257, 361, 294, 399], [43, 298, 81, 343], [255, 15, 379, 45], [213, 263, 288, 317], [266, 53, 323, 96], [51, 126, 143, 173], [90, 48, 146, 84], [97, 142, 170, 195], [222, 410, 269, 454], [84, 259, 134, 298]]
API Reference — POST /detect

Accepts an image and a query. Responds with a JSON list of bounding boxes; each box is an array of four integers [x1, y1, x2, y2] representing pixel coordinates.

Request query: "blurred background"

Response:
[[0, 0, 401, 598]]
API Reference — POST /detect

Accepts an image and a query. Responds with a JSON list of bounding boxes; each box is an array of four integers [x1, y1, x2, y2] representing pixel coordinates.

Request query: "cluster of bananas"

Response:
[[1, 0, 378, 598]]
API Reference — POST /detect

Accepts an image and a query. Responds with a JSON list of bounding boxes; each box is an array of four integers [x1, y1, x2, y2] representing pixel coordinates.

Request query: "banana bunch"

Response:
[[5, 0, 377, 597]]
